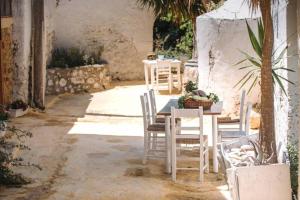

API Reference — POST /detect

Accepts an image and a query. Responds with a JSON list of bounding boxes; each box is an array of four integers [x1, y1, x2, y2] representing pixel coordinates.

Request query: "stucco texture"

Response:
[[51, 0, 155, 81], [196, 0, 260, 114]]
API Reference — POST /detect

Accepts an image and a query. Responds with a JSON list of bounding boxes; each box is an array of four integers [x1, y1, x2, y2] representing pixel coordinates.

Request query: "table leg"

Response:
[[150, 65, 155, 89], [144, 64, 149, 90], [212, 115, 218, 173]]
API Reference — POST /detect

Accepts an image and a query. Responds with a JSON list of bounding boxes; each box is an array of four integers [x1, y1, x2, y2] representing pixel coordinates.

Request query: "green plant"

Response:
[[287, 144, 298, 199], [10, 100, 28, 111], [154, 15, 194, 59], [178, 96, 185, 109], [0, 106, 9, 121], [235, 19, 294, 95], [0, 121, 41, 186], [185, 81, 198, 93], [207, 93, 219, 103], [48, 47, 106, 69]]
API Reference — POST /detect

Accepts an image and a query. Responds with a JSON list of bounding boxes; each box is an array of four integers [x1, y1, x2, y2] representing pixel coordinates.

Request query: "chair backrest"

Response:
[[149, 89, 157, 122], [171, 107, 204, 135], [239, 90, 246, 131], [156, 60, 171, 75], [244, 102, 252, 135], [140, 93, 151, 131]]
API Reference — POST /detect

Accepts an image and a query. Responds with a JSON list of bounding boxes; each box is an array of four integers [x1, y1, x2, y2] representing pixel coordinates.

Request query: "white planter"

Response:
[[9, 108, 29, 118], [226, 164, 292, 200]]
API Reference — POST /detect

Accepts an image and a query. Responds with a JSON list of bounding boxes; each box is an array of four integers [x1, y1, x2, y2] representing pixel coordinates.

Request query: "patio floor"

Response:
[[0, 81, 230, 200]]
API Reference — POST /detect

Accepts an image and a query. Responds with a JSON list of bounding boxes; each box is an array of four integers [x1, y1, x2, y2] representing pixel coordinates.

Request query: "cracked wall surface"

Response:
[[196, 17, 260, 114], [11, 0, 32, 103], [49, 0, 155, 80]]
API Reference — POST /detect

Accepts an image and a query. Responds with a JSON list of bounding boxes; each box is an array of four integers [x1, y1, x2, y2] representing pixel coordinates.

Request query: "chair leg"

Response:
[[205, 142, 209, 173], [171, 130, 176, 181], [143, 131, 148, 164], [199, 137, 204, 183]]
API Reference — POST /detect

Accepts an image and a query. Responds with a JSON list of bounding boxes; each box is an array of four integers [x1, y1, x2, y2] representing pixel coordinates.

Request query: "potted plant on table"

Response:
[[178, 81, 219, 109], [8, 100, 29, 118]]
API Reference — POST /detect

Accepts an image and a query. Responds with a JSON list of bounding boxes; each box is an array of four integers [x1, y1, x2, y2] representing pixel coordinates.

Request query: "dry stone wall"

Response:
[[46, 65, 111, 95], [50, 0, 155, 81]]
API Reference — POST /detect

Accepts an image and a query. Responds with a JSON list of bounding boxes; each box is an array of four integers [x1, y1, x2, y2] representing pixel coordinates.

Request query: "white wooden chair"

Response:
[[170, 107, 209, 182], [218, 102, 252, 142], [149, 89, 166, 124], [156, 60, 173, 94], [140, 93, 170, 170], [217, 90, 246, 132]]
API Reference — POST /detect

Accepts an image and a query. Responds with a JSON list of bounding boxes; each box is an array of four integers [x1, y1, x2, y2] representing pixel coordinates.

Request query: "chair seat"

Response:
[[147, 124, 165, 132], [155, 117, 180, 124], [176, 135, 208, 144], [219, 130, 246, 138], [217, 117, 240, 124]]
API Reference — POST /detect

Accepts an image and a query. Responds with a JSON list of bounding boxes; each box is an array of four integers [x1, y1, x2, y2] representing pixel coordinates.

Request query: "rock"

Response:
[[46, 65, 111, 95]]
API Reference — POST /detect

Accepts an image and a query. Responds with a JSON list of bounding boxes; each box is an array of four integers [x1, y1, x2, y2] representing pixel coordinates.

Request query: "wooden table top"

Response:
[[157, 99, 223, 116]]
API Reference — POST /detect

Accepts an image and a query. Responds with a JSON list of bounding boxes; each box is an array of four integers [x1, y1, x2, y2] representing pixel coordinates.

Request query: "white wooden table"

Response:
[[158, 99, 223, 173], [142, 59, 181, 90]]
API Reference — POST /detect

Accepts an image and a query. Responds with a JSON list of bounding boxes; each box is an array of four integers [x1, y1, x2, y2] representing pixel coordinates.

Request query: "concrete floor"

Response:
[[0, 81, 230, 200]]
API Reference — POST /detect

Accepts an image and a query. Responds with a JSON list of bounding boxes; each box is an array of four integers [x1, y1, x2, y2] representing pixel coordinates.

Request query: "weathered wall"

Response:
[[286, 0, 299, 146], [0, 18, 13, 104], [46, 65, 111, 95], [51, 0, 154, 80], [11, 0, 32, 103], [273, 0, 289, 161], [196, 4, 260, 114]]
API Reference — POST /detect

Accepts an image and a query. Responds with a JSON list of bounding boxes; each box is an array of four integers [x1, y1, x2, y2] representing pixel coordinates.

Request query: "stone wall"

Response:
[[49, 0, 155, 81], [46, 65, 111, 95]]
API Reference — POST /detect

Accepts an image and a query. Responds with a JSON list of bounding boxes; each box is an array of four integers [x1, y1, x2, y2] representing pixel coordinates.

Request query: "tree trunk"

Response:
[[32, 0, 45, 109], [259, 0, 277, 163]]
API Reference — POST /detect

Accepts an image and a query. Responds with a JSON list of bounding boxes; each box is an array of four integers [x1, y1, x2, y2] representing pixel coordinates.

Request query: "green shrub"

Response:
[[0, 120, 41, 186], [153, 14, 193, 59], [48, 46, 107, 69], [287, 144, 298, 199]]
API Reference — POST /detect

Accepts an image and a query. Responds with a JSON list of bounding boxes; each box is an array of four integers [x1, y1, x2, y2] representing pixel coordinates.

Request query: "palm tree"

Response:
[[247, 0, 277, 163]]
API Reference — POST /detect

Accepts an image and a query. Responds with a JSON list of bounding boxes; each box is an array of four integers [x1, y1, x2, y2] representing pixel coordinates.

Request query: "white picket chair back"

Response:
[[149, 89, 157, 123], [239, 90, 246, 131], [171, 107, 207, 182], [140, 93, 151, 130], [244, 102, 252, 135], [156, 60, 172, 93]]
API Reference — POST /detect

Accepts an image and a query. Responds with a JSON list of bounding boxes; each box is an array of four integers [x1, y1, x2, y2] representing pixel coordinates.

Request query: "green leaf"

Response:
[[258, 19, 264, 47], [247, 76, 259, 94], [273, 46, 287, 66], [246, 20, 262, 57], [234, 59, 247, 66], [272, 71, 287, 96], [240, 51, 262, 68], [273, 67, 295, 72]]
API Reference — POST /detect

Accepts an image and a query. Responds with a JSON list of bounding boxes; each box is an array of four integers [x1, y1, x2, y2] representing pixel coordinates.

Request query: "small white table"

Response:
[[158, 99, 223, 173], [142, 59, 182, 90]]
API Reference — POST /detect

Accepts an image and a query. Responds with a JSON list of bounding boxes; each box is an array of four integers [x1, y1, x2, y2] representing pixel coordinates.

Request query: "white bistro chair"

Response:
[[140, 93, 170, 170], [170, 107, 209, 182], [218, 102, 252, 142], [217, 90, 246, 132], [149, 89, 166, 124], [156, 60, 173, 94]]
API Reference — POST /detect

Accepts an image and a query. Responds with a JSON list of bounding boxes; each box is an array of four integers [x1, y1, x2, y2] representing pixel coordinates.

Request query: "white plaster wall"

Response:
[[11, 0, 32, 103], [51, 0, 154, 80], [196, 17, 260, 114], [286, 0, 299, 146]]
